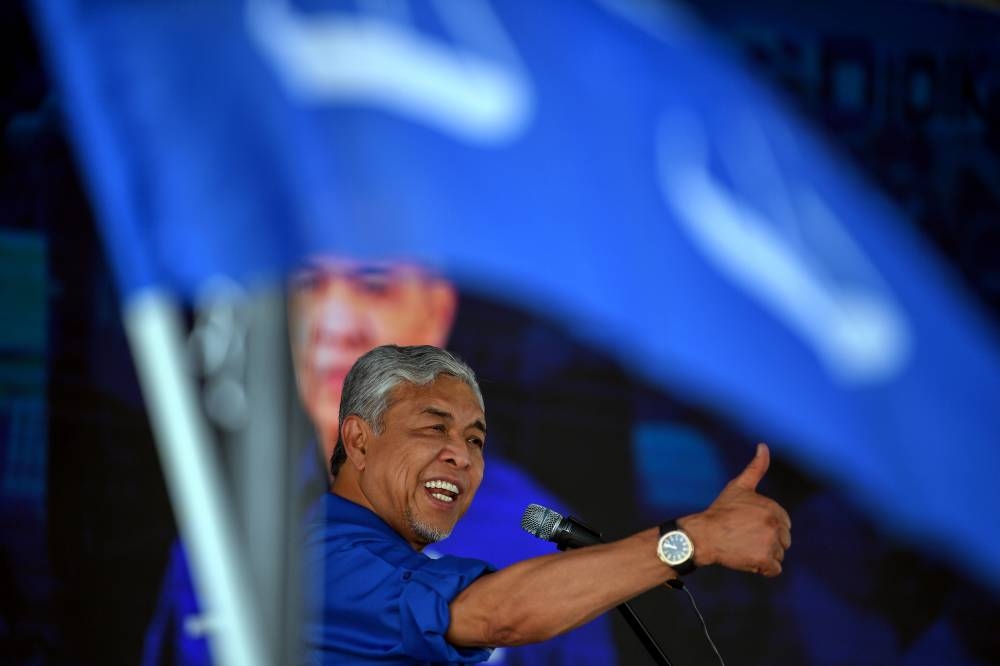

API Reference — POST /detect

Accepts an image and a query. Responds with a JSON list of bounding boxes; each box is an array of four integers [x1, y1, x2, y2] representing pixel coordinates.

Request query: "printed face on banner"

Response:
[[288, 258, 457, 455]]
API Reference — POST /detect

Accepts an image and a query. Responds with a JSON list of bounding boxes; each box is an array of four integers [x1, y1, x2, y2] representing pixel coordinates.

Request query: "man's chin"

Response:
[[405, 509, 452, 546]]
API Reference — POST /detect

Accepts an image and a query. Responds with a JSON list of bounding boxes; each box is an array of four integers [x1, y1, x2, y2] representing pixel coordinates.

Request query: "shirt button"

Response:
[[402, 571, 412, 581]]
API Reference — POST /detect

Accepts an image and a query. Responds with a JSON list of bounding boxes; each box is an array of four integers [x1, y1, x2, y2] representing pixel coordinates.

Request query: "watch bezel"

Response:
[[656, 529, 694, 567]]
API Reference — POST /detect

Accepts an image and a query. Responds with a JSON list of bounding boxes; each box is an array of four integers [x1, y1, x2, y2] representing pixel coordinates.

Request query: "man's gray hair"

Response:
[[330, 345, 483, 476]]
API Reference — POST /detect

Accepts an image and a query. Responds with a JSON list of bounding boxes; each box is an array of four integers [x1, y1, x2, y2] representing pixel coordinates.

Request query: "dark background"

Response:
[[2, 0, 999, 663]]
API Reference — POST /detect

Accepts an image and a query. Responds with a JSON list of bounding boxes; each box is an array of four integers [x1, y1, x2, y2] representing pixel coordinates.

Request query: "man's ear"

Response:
[[423, 279, 457, 347], [341, 415, 371, 471]]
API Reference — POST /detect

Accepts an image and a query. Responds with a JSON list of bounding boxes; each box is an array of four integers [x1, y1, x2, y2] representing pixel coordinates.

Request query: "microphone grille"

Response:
[[521, 503, 563, 541]]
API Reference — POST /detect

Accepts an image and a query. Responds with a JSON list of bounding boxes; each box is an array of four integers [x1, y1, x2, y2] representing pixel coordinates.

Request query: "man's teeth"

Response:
[[425, 480, 459, 493], [424, 480, 459, 502]]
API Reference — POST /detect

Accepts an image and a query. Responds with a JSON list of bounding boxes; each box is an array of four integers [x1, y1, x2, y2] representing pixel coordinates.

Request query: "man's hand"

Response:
[[679, 443, 791, 577]]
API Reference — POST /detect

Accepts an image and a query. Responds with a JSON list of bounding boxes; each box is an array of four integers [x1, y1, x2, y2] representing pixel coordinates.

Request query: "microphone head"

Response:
[[521, 503, 563, 541]]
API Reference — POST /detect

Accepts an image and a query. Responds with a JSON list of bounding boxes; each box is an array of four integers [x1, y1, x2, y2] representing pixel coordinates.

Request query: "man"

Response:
[[304, 345, 791, 663], [146, 259, 615, 664]]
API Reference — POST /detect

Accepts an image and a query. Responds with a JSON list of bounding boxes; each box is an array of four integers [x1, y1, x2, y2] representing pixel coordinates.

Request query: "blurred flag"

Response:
[[32, 0, 1000, 585]]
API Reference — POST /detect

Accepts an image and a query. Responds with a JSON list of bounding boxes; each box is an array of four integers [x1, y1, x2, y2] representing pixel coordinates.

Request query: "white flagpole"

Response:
[[123, 290, 267, 666]]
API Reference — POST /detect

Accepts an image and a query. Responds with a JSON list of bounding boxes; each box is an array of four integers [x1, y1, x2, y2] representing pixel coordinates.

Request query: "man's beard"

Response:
[[405, 507, 451, 546]]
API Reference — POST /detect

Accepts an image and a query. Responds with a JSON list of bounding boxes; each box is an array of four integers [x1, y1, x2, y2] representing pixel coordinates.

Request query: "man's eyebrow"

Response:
[[422, 407, 453, 421], [421, 407, 487, 434], [351, 265, 392, 279]]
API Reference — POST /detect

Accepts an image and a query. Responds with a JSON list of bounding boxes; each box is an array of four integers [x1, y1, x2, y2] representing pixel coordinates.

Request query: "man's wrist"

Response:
[[677, 513, 713, 568]]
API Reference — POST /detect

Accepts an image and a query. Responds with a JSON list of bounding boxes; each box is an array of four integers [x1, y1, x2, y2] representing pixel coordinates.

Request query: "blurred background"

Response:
[[3, 0, 1000, 664]]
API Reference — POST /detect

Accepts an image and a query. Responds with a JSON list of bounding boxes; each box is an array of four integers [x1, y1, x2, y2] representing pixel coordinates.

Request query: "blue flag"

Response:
[[33, 0, 1000, 586]]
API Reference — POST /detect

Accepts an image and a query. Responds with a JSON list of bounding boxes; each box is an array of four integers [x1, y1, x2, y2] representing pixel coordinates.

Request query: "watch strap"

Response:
[[658, 519, 679, 536]]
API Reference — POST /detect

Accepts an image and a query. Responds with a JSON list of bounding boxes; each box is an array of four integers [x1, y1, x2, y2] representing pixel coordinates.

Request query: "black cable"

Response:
[[666, 579, 726, 666]]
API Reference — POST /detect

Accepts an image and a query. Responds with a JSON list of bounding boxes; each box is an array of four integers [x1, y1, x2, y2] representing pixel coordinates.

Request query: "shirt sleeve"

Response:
[[397, 554, 497, 664]]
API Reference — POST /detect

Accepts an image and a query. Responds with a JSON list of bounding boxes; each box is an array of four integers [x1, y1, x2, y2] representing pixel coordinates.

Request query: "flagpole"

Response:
[[123, 291, 267, 666]]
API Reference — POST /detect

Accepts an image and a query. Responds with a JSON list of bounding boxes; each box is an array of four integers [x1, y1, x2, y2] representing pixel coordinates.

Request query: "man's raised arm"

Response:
[[446, 443, 791, 647]]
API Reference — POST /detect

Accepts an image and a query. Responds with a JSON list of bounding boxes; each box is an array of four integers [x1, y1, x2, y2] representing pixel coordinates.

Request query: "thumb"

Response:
[[730, 443, 770, 491]]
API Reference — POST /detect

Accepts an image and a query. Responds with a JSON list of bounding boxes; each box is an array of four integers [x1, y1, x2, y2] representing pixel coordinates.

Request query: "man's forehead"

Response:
[[388, 377, 484, 420]]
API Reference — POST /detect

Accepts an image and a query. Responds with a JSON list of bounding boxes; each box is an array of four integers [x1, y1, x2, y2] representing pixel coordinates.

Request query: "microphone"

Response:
[[520, 503, 605, 550]]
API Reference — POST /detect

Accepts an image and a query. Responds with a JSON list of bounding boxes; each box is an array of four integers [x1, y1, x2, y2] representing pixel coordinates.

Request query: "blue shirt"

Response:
[[303, 493, 495, 665]]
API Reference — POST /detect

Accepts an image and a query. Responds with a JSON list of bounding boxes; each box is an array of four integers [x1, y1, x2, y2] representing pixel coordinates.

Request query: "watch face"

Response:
[[659, 531, 692, 565]]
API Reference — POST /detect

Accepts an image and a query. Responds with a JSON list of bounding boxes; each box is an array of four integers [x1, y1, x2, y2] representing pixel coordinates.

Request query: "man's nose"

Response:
[[440, 437, 472, 469], [312, 293, 370, 345]]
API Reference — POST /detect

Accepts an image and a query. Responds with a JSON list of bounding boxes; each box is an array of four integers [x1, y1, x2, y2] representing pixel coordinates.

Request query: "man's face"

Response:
[[357, 375, 486, 550], [289, 259, 456, 440]]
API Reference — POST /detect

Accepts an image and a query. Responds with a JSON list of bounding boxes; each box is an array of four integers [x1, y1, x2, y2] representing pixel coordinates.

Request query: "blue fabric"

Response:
[[142, 542, 212, 666], [302, 493, 495, 665], [31, 0, 1000, 588]]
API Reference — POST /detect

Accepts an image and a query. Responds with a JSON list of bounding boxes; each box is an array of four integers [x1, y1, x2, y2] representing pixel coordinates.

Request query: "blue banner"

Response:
[[32, 0, 1000, 586]]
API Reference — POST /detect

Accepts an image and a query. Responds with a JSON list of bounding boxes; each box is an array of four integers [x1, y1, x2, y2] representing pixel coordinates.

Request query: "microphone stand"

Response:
[[557, 517, 674, 666], [616, 601, 673, 666]]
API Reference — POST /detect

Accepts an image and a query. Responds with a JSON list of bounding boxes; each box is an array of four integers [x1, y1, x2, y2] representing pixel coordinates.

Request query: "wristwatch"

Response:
[[656, 519, 696, 575]]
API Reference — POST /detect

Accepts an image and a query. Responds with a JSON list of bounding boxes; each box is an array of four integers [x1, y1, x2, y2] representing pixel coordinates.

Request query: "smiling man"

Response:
[[303, 345, 494, 664], [303, 345, 792, 665], [338, 373, 486, 550]]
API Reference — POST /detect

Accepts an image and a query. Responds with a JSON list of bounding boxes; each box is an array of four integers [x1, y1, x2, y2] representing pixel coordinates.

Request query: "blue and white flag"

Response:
[[33, 0, 1000, 586]]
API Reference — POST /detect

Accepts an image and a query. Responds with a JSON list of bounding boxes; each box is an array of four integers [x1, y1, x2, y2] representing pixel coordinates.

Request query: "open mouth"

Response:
[[424, 479, 460, 504]]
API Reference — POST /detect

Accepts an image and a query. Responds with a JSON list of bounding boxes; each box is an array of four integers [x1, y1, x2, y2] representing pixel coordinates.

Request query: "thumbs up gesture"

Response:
[[679, 444, 792, 577]]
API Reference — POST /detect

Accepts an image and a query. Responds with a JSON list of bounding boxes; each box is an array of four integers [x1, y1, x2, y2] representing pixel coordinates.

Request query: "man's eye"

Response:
[[358, 277, 391, 295], [351, 269, 396, 296], [431, 424, 447, 432], [468, 437, 485, 449], [290, 269, 326, 291]]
